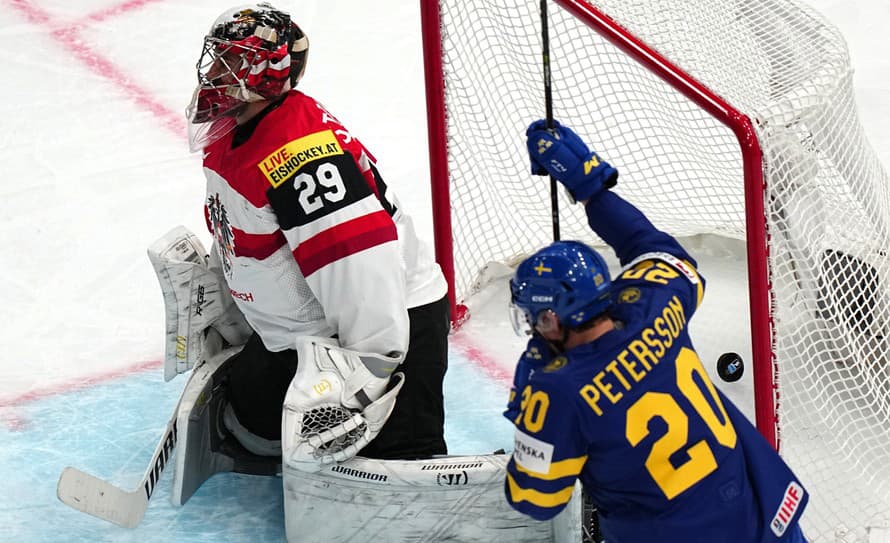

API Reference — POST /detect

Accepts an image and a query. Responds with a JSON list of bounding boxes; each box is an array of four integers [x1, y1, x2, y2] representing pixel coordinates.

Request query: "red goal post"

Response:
[[421, 0, 890, 540], [421, 0, 774, 442]]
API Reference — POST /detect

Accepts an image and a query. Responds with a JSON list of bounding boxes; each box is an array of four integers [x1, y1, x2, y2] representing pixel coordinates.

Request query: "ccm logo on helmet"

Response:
[[532, 295, 553, 302]]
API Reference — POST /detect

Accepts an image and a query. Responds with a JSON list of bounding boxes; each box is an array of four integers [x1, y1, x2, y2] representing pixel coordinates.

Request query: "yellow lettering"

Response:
[[644, 262, 679, 284], [594, 370, 623, 405], [258, 130, 344, 187], [654, 317, 673, 348], [668, 296, 686, 326], [583, 155, 601, 175], [575, 298, 690, 418], [663, 306, 681, 337], [605, 361, 632, 391], [175, 336, 187, 360], [580, 384, 604, 416], [642, 327, 665, 357], [627, 339, 658, 371], [313, 379, 332, 395], [515, 386, 531, 425], [618, 350, 646, 382], [622, 260, 652, 280], [523, 390, 551, 433]]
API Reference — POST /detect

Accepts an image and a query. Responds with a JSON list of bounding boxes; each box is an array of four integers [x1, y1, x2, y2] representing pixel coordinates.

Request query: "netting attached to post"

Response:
[[422, 0, 890, 540]]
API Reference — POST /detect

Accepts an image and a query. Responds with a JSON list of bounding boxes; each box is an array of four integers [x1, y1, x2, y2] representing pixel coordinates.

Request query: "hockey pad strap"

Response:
[[147, 226, 247, 381], [526, 119, 618, 202], [283, 337, 405, 471]]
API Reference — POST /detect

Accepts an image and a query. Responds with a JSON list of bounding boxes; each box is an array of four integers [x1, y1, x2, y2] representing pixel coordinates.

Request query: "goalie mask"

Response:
[[509, 241, 612, 336], [186, 3, 309, 151]]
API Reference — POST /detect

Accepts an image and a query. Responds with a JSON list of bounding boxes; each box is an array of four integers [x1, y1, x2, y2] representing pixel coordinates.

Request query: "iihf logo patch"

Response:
[[770, 481, 805, 536]]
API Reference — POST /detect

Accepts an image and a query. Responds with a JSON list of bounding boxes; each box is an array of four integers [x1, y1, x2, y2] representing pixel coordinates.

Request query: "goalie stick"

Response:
[[56, 384, 184, 528]]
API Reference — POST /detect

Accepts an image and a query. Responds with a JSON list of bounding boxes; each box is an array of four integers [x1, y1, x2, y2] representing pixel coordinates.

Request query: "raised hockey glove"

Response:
[[504, 335, 553, 422], [526, 119, 618, 202], [283, 337, 405, 471]]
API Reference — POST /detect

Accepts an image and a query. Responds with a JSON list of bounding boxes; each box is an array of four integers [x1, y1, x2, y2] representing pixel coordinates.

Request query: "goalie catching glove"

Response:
[[283, 337, 405, 470], [526, 119, 618, 202]]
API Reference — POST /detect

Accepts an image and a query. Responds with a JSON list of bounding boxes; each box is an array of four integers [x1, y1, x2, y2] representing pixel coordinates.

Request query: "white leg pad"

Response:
[[171, 346, 241, 506], [282, 454, 582, 542]]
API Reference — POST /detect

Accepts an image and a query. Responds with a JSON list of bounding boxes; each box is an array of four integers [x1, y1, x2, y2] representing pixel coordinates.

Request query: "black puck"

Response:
[[716, 352, 744, 382]]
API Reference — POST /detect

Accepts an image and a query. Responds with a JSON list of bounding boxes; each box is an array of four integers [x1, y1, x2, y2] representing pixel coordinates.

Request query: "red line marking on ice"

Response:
[[83, 0, 165, 24], [0, 412, 28, 431], [450, 332, 512, 386], [7, 0, 185, 138], [0, 359, 161, 407], [0, 359, 162, 430]]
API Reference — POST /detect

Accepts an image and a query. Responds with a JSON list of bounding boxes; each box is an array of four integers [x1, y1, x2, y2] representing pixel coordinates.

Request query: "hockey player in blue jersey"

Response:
[[504, 119, 810, 542]]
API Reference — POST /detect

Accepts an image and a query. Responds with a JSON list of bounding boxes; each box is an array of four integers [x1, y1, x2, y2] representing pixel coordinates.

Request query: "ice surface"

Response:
[[0, 0, 886, 541], [1, 351, 512, 541]]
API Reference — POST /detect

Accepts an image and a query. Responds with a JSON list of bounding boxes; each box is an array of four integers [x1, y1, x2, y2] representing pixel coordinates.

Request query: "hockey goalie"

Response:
[[145, 222, 583, 541], [137, 2, 581, 541], [145, 221, 416, 495]]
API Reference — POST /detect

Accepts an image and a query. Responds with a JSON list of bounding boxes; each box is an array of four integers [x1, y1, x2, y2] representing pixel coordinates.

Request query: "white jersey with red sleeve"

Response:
[[201, 90, 443, 355]]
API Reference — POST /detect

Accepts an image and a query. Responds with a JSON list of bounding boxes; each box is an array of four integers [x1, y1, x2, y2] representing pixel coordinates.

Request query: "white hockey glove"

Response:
[[147, 226, 252, 381], [283, 337, 405, 471]]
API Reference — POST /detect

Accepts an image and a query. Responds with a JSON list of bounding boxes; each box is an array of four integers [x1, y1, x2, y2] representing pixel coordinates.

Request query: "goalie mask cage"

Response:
[[421, 0, 890, 541]]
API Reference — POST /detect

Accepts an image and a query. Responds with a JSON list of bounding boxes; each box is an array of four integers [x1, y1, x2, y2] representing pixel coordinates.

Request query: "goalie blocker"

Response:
[[147, 225, 252, 381]]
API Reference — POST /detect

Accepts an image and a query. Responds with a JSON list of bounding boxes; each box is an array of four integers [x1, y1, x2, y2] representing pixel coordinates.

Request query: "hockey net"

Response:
[[421, 0, 890, 541]]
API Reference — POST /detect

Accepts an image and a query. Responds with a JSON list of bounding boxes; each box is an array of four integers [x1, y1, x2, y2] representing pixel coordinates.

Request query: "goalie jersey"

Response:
[[505, 192, 808, 542], [201, 90, 445, 355]]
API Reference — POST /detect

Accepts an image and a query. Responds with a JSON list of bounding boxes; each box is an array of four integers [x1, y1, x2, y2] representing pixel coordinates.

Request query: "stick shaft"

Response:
[[541, 0, 560, 241]]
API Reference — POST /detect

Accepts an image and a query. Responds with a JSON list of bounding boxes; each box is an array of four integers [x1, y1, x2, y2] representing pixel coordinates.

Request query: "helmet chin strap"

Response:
[[556, 325, 572, 352]]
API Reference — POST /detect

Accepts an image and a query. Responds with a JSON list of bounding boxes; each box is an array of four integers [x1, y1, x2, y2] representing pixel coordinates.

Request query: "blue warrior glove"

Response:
[[526, 119, 618, 201], [504, 335, 553, 422]]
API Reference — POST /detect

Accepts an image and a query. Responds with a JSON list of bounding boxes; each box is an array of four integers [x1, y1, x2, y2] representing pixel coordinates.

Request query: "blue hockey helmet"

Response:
[[509, 241, 612, 335]]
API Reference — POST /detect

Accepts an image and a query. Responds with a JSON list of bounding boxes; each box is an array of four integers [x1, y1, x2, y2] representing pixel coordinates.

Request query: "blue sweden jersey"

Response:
[[505, 192, 807, 542]]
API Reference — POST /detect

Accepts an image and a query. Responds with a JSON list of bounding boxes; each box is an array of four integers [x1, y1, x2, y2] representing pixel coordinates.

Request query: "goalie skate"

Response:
[[171, 346, 280, 506]]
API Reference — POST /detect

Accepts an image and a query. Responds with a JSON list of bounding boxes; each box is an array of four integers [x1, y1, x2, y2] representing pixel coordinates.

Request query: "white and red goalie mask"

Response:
[[186, 3, 309, 151]]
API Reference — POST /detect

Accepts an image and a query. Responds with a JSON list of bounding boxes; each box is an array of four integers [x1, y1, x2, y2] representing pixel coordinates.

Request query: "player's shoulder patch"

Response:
[[617, 286, 642, 304], [542, 356, 569, 373], [257, 129, 345, 188], [770, 481, 806, 537]]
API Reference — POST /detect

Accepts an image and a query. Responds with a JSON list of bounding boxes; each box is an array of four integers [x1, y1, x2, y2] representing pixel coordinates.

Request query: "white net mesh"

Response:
[[429, 0, 890, 540]]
